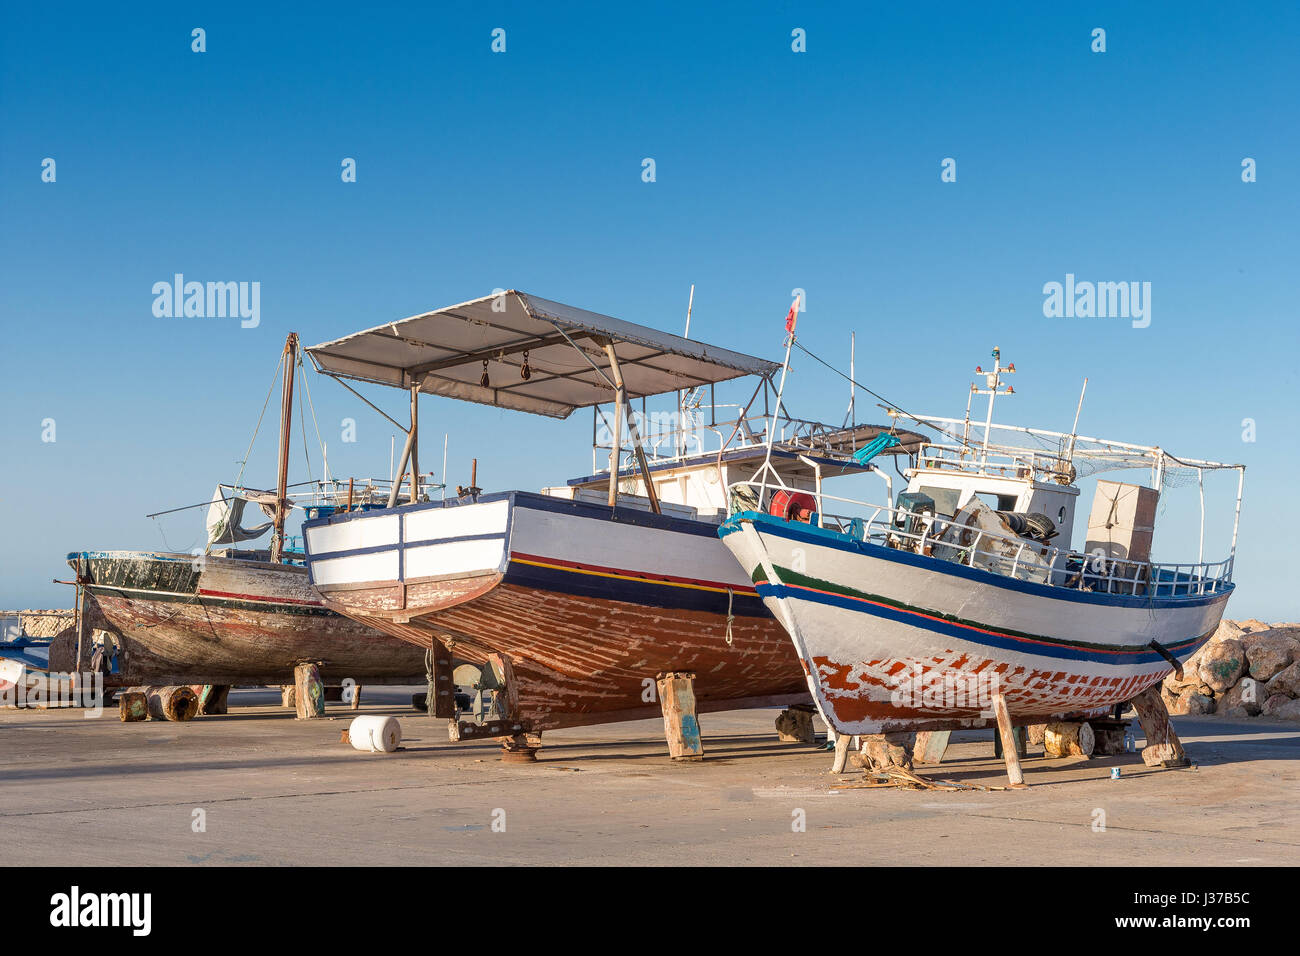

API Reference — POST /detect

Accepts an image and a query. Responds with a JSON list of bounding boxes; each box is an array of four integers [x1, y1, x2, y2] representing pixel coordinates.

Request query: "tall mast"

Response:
[[270, 332, 299, 563]]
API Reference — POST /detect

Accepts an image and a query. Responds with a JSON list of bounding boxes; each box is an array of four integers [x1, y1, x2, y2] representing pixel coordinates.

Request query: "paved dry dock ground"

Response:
[[2, 688, 1297, 866]]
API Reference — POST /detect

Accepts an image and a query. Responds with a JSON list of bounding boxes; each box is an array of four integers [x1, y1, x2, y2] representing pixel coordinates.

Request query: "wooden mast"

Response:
[[270, 332, 299, 563]]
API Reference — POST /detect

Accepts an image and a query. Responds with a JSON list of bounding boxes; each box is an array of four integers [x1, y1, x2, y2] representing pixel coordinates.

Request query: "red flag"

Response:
[[784, 295, 800, 333]]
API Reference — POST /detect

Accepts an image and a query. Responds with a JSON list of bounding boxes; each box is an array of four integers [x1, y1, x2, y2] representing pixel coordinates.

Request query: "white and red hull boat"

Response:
[[305, 492, 807, 731]]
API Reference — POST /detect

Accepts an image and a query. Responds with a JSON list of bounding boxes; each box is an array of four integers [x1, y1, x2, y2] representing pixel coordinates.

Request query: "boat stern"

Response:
[[302, 494, 513, 617]]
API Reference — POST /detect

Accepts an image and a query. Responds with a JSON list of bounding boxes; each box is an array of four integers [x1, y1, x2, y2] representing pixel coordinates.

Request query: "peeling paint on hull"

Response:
[[69, 551, 428, 686], [719, 513, 1233, 733]]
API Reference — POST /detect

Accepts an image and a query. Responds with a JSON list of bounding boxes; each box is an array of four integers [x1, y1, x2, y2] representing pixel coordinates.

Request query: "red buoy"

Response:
[[769, 489, 817, 523]]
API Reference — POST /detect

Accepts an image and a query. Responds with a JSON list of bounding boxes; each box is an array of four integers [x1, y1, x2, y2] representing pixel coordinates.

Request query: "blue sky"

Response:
[[1, 2, 1296, 619]]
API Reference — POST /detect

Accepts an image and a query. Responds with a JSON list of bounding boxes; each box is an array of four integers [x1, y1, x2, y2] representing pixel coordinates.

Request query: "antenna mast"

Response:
[[970, 345, 1015, 467]]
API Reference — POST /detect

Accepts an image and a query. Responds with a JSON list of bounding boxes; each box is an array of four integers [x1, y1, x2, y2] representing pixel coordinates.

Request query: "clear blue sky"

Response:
[[2, 2, 1296, 620]]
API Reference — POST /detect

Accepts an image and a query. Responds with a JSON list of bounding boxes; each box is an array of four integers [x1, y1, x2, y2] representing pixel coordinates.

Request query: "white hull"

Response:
[[720, 514, 1232, 733]]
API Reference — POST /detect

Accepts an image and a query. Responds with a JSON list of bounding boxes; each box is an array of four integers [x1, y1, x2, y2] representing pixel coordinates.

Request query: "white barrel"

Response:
[[348, 715, 401, 753]]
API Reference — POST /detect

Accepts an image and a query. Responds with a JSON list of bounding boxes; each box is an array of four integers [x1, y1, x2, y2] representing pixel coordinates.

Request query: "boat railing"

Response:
[[283, 475, 446, 510], [594, 403, 875, 474], [914, 442, 1068, 481], [725, 479, 1233, 599]]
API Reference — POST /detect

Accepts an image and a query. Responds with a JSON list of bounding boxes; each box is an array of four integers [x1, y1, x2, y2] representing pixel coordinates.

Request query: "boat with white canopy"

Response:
[[300, 290, 921, 756]]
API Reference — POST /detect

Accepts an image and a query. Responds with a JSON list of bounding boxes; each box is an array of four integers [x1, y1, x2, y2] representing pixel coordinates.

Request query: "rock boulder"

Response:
[[1197, 639, 1245, 693]]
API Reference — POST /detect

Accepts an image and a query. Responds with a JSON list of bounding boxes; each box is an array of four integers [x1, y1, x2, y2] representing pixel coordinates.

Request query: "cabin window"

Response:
[[974, 492, 1019, 512], [915, 486, 961, 517]]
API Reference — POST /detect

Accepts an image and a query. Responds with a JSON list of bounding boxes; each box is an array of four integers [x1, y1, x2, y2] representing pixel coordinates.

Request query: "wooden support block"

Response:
[[428, 639, 455, 718], [1043, 721, 1095, 758], [656, 671, 703, 760], [450, 717, 528, 742], [1130, 686, 1189, 767], [119, 691, 148, 722], [775, 707, 815, 743], [191, 684, 229, 716], [992, 693, 1026, 788], [131, 685, 199, 722], [914, 730, 952, 765], [500, 733, 538, 763], [280, 685, 296, 708], [293, 663, 324, 719], [350, 685, 362, 710], [1026, 723, 1047, 746]]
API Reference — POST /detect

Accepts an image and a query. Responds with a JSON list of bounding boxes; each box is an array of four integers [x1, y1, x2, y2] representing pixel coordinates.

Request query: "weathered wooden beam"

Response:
[[428, 639, 455, 718], [450, 718, 530, 742], [294, 662, 325, 719], [992, 693, 1026, 787], [280, 684, 296, 708], [188, 684, 230, 715], [914, 730, 952, 765], [830, 732, 853, 774], [1130, 685, 1190, 768], [656, 671, 703, 760]]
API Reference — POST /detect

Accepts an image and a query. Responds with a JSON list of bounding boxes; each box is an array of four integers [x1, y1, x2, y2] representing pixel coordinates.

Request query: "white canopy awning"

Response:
[[306, 291, 780, 419]]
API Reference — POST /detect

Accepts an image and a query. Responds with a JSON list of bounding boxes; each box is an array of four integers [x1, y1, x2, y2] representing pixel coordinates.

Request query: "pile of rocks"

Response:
[[1162, 619, 1300, 720]]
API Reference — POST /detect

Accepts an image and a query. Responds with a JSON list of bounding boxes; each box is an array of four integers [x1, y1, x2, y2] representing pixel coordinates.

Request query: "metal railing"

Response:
[[726, 480, 1233, 599], [592, 403, 884, 475]]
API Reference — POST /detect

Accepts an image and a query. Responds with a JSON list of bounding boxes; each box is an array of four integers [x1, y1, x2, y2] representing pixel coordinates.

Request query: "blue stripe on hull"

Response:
[[759, 580, 1211, 666], [503, 560, 769, 617], [723, 513, 1234, 611]]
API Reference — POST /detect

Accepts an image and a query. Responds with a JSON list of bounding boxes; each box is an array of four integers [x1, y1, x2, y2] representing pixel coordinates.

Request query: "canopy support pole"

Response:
[[409, 381, 420, 504], [601, 341, 660, 515], [387, 421, 415, 509]]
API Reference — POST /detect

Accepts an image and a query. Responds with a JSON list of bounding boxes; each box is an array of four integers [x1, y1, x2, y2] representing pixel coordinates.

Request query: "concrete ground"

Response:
[[2, 687, 1297, 866]]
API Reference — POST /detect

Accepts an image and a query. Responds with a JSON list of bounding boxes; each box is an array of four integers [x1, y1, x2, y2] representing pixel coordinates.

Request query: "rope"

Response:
[[234, 351, 286, 491], [724, 587, 735, 646], [298, 348, 330, 482], [790, 340, 973, 448], [297, 358, 313, 486]]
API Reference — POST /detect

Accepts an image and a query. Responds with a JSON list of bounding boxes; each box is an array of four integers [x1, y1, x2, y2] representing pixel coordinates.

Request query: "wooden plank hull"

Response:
[[68, 551, 429, 687], [305, 493, 810, 731], [719, 513, 1234, 734]]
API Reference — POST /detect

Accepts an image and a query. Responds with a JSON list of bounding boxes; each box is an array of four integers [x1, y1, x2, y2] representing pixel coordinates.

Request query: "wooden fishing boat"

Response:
[[64, 334, 430, 689], [67, 548, 428, 687], [300, 291, 920, 751], [719, 345, 1245, 741]]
